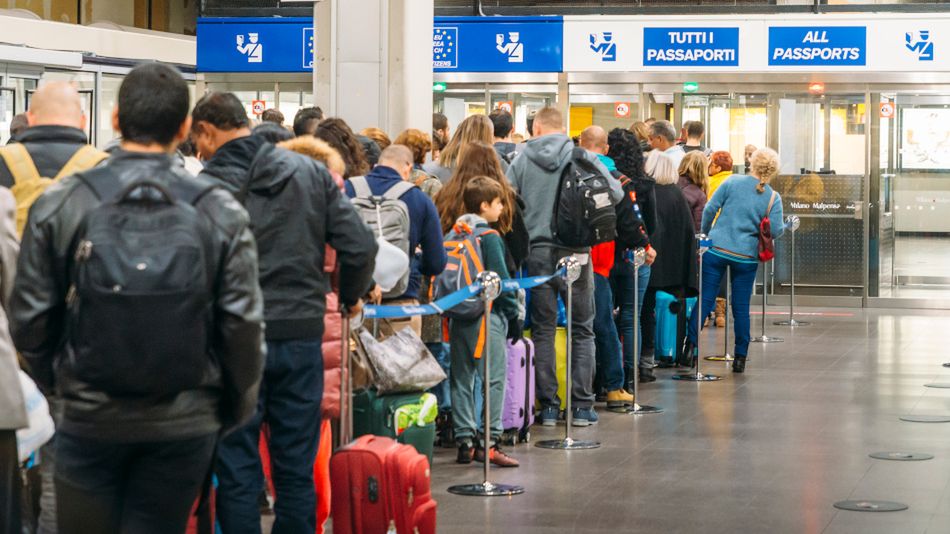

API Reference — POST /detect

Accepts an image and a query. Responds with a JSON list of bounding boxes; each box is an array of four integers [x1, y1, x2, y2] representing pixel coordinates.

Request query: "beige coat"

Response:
[[0, 187, 26, 430]]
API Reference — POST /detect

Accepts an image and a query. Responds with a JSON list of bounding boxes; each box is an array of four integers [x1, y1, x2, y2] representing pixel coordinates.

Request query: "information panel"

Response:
[[768, 26, 867, 67], [643, 27, 740, 67], [197, 17, 314, 73], [433, 17, 563, 73]]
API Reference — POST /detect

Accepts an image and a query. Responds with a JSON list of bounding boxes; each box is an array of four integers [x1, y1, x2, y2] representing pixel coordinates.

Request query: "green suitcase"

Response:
[[352, 389, 436, 463]]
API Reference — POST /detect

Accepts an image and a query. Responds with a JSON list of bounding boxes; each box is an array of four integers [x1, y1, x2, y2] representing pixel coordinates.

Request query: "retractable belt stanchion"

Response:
[[752, 260, 784, 343], [773, 215, 808, 327], [705, 266, 733, 362], [339, 311, 353, 447], [537, 255, 601, 450], [617, 248, 662, 414], [673, 234, 721, 382], [449, 271, 525, 497]]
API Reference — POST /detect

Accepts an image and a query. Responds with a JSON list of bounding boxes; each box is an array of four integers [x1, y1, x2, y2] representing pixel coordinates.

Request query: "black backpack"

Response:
[[67, 170, 218, 395], [551, 147, 617, 248]]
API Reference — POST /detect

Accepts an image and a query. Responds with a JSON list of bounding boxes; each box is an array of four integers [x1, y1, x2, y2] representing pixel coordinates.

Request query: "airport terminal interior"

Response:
[[2, 0, 950, 533]]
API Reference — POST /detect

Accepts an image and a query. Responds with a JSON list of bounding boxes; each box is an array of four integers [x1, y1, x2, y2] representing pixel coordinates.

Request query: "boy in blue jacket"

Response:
[[449, 176, 520, 468]]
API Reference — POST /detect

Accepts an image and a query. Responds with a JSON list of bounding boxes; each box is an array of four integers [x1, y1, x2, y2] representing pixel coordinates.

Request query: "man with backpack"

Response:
[[192, 91, 377, 533], [506, 107, 622, 427], [0, 81, 107, 237], [10, 63, 265, 534], [345, 144, 446, 336]]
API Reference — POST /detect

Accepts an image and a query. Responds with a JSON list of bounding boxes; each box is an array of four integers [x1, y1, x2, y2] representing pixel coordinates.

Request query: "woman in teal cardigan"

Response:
[[685, 147, 785, 373]]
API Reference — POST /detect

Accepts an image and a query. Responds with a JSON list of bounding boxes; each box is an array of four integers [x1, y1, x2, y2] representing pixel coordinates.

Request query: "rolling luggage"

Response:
[[501, 338, 535, 444], [352, 389, 436, 463], [655, 290, 696, 360], [330, 434, 437, 534], [525, 327, 568, 411]]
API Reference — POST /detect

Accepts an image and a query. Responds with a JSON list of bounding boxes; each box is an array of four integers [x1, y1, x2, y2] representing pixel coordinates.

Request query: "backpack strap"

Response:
[[349, 176, 372, 199], [382, 180, 416, 201], [0, 144, 42, 185], [53, 145, 108, 181]]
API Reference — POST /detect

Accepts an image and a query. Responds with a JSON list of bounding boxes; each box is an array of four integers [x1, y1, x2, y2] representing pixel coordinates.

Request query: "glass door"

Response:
[[772, 94, 867, 298], [681, 94, 767, 172], [880, 94, 950, 299], [0, 88, 15, 144]]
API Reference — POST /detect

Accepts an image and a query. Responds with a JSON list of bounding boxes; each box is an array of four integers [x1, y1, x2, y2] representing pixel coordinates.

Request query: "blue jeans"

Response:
[[54, 431, 216, 534], [217, 338, 324, 534], [687, 252, 758, 358], [611, 262, 652, 373], [593, 273, 624, 391]]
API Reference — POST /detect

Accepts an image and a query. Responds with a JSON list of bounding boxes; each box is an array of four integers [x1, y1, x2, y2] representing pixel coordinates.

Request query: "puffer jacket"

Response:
[[201, 136, 377, 341], [11, 150, 265, 442]]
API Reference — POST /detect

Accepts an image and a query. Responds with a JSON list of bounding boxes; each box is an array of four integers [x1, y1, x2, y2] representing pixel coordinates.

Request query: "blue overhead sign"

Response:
[[768, 26, 866, 66], [197, 17, 314, 73], [433, 17, 563, 73], [643, 27, 740, 67]]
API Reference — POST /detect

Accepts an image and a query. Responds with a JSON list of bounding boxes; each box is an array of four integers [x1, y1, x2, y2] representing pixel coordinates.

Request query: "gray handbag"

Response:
[[357, 325, 447, 394]]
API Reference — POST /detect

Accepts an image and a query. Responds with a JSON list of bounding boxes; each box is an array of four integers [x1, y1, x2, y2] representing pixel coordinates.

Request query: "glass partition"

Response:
[[773, 94, 867, 297], [682, 93, 767, 171]]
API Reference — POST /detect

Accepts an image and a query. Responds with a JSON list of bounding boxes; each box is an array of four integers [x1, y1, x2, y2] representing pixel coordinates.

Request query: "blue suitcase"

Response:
[[654, 291, 696, 360]]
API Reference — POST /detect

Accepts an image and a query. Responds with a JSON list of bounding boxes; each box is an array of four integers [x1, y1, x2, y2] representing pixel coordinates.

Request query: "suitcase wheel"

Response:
[[500, 430, 516, 447], [518, 429, 531, 443]]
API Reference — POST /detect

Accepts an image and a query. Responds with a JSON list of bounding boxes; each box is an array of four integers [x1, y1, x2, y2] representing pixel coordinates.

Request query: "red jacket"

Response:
[[591, 241, 615, 278]]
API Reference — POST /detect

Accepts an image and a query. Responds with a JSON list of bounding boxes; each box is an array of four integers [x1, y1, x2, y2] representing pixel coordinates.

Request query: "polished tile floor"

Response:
[[424, 307, 950, 534]]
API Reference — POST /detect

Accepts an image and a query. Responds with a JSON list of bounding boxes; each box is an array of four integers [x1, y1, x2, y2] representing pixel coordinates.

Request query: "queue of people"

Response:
[[0, 60, 784, 534]]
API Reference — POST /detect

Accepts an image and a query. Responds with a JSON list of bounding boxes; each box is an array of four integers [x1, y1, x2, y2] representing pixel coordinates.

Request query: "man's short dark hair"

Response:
[[293, 106, 324, 136], [686, 120, 705, 138], [253, 122, 293, 144], [118, 63, 190, 146], [191, 92, 250, 131], [8, 113, 28, 141], [260, 108, 284, 125], [433, 112, 448, 132], [526, 111, 537, 136], [488, 109, 513, 139]]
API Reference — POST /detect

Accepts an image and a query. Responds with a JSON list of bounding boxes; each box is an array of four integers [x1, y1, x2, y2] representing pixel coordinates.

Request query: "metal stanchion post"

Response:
[[752, 260, 784, 343], [449, 271, 525, 497], [705, 266, 734, 362], [617, 248, 662, 414], [674, 234, 721, 382], [537, 255, 601, 450], [774, 215, 809, 327]]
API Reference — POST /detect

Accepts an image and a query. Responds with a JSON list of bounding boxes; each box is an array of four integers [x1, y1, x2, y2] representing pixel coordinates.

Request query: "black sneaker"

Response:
[[456, 442, 474, 464], [638, 367, 657, 382]]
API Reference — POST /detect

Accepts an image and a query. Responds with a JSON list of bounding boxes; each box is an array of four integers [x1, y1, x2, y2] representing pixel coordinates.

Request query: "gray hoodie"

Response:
[[506, 133, 622, 246]]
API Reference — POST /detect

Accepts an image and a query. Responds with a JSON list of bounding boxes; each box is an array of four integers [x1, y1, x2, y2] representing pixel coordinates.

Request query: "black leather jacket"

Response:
[[0, 126, 90, 188], [11, 150, 265, 442], [200, 136, 377, 341]]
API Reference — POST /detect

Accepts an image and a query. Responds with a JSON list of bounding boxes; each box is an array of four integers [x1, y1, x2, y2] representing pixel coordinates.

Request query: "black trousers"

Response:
[[0, 431, 21, 534], [55, 431, 216, 534]]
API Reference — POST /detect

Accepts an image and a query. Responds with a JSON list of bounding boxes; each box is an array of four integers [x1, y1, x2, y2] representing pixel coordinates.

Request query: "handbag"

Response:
[[356, 324, 447, 394], [757, 191, 778, 262]]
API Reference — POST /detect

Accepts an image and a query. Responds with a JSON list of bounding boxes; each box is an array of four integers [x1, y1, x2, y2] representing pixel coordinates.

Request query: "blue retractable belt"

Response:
[[363, 268, 565, 319]]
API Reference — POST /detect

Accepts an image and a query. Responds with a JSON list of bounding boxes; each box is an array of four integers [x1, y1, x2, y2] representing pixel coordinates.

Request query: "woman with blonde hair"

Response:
[[685, 147, 785, 373], [629, 121, 652, 153], [424, 114, 499, 183], [434, 141, 529, 273], [678, 151, 709, 232]]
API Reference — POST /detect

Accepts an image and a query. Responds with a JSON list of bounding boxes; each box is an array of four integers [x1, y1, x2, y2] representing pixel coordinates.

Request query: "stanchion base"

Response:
[[900, 415, 950, 423], [869, 452, 934, 461], [924, 383, 950, 389], [833, 500, 908, 512], [943, 363, 950, 368], [620, 403, 663, 415], [672, 372, 722, 382], [535, 438, 601, 450], [773, 319, 810, 327], [447, 481, 525, 497], [607, 404, 633, 414], [752, 335, 784, 343], [705, 354, 734, 362]]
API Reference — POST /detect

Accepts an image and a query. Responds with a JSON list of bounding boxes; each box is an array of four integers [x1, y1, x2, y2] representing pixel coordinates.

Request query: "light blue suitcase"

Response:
[[654, 290, 697, 360]]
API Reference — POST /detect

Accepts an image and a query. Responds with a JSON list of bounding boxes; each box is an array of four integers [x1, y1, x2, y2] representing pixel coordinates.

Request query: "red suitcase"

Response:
[[330, 434, 437, 534]]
